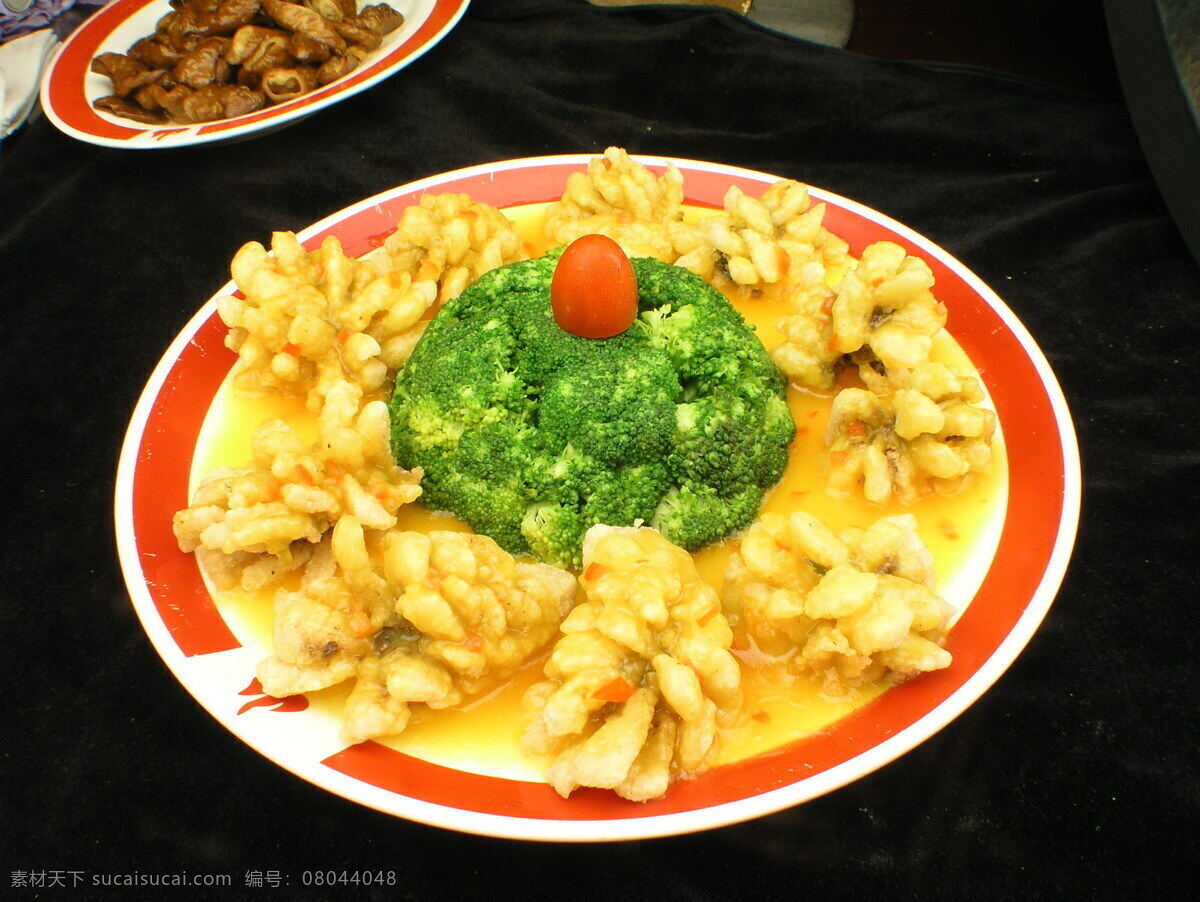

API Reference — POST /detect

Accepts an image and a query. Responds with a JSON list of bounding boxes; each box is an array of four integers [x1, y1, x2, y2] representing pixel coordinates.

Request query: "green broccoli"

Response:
[[520, 501, 588, 570], [389, 253, 794, 568], [650, 484, 767, 552]]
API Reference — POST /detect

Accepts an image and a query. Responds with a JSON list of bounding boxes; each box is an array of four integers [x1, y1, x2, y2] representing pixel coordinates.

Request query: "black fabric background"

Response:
[[2, 0, 1197, 897]]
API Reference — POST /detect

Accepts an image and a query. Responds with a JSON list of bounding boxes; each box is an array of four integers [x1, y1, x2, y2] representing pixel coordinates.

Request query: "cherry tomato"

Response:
[[550, 234, 639, 338]]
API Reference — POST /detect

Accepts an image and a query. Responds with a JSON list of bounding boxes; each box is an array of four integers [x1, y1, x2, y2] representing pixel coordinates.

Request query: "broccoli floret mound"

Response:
[[389, 253, 794, 567]]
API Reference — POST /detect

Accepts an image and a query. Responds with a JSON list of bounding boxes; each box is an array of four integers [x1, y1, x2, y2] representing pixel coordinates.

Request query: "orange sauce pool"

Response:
[[190, 203, 1008, 781]]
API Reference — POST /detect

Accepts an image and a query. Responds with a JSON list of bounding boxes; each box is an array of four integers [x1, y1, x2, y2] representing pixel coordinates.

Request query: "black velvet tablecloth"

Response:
[[3, 0, 1197, 897]]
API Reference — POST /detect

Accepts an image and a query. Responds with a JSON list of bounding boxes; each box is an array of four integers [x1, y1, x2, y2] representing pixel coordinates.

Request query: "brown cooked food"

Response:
[[90, 0, 405, 125]]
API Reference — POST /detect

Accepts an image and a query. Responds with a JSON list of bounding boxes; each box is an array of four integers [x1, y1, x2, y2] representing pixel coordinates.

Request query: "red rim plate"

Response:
[[40, 0, 469, 148], [114, 154, 1081, 840]]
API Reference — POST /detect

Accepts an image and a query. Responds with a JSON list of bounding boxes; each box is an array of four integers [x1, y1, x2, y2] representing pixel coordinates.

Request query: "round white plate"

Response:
[[115, 154, 1081, 840], [40, 0, 469, 148]]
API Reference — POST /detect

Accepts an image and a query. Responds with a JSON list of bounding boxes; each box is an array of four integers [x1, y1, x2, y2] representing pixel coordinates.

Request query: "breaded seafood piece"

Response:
[[173, 381, 423, 587], [544, 147, 685, 262], [826, 362, 997, 504], [671, 179, 848, 297], [723, 512, 955, 694], [221, 230, 439, 409], [338, 530, 576, 744], [772, 241, 947, 391], [544, 686, 660, 799], [379, 192, 528, 307], [250, 524, 575, 745], [524, 525, 742, 801], [255, 539, 377, 697]]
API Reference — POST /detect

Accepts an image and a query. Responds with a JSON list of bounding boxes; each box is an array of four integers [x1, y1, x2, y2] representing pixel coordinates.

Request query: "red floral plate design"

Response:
[[114, 155, 1081, 840], [39, 0, 469, 148]]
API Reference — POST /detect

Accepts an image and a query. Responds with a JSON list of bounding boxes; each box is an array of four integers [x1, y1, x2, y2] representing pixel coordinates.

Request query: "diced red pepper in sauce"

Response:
[[775, 246, 790, 276], [593, 677, 635, 703], [349, 606, 372, 639]]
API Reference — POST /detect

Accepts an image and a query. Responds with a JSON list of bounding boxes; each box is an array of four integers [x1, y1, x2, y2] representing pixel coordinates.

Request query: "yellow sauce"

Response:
[[190, 203, 1008, 781]]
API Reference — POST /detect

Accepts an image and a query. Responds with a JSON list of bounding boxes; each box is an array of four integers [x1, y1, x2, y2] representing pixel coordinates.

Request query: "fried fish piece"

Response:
[[524, 525, 742, 800]]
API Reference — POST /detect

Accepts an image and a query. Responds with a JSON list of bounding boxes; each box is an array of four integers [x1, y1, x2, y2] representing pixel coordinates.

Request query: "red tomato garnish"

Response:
[[551, 234, 638, 338]]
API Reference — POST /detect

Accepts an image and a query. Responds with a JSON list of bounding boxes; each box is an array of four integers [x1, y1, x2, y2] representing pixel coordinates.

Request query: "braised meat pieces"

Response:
[[90, 0, 404, 125]]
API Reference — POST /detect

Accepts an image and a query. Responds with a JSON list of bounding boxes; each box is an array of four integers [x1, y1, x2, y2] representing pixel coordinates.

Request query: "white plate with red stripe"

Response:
[[39, 0, 469, 148], [114, 154, 1081, 840]]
